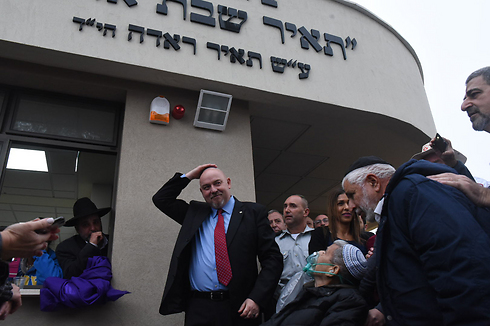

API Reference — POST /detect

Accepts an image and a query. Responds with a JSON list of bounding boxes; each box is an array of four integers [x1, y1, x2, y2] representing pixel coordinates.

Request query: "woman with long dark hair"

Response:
[[309, 188, 366, 255]]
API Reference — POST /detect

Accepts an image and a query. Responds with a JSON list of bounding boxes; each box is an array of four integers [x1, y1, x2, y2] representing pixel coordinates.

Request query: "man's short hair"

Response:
[[331, 240, 354, 284], [288, 194, 309, 209], [332, 240, 367, 284], [466, 66, 490, 85], [268, 209, 281, 215], [268, 209, 285, 223], [342, 163, 395, 187]]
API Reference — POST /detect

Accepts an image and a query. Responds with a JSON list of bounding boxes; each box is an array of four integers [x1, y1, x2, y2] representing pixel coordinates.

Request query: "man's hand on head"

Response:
[[186, 164, 217, 180], [428, 173, 490, 207], [1, 218, 60, 260]]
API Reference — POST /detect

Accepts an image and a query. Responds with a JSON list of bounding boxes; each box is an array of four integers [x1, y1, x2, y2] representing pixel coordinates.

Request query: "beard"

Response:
[[468, 106, 490, 131], [472, 113, 490, 131], [359, 207, 376, 223], [358, 186, 378, 223], [209, 192, 225, 209], [210, 199, 225, 209]]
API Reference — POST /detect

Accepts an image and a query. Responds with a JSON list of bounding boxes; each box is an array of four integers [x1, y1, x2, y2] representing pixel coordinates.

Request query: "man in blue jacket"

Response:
[[342, 156, 490, 325]]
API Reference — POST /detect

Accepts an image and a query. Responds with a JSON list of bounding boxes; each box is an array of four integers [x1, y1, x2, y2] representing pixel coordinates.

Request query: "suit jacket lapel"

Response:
[[226, 198, 243, 246], [192, 206, 211, 236]]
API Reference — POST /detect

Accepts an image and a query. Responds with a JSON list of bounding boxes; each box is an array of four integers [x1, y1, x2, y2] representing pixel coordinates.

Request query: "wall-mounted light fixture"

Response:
[[149, 96, 170, 125], [193, 90, 232, 131]]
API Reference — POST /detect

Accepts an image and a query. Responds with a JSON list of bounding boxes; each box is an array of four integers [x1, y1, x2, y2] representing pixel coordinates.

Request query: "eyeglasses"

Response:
[[314, 218, 328, 225]]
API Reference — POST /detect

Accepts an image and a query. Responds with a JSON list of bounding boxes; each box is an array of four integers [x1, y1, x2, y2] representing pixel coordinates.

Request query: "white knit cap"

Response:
[[342, 244, 368, 280]]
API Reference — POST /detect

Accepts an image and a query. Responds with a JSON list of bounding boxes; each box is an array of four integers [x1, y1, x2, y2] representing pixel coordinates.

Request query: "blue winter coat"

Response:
[[377, 159, 490, 325]]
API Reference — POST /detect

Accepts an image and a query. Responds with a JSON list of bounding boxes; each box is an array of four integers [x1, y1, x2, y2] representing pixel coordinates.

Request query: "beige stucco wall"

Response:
[[0, 0, 435, 135], [110, 87, 255, 325]]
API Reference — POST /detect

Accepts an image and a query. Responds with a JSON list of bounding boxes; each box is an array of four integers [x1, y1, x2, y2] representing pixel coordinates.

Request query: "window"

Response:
[[193, 90, 232, 131], [0, 85, 122, 247], [10, 92, 120, 146]]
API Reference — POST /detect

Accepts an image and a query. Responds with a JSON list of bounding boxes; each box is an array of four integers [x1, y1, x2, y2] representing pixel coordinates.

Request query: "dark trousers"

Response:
[[185, 297, 232, 326], [185, 297, 260, 326]]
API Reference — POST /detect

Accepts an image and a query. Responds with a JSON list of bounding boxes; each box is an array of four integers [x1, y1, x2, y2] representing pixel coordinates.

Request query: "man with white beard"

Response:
[[342, 156, 490, 326]]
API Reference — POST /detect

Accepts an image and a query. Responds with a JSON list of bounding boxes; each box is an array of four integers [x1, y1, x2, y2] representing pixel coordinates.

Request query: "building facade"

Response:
[[0, 0, 434, 324]]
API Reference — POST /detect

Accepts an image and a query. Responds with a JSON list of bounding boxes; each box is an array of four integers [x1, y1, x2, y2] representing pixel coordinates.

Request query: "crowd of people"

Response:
[[1, 67, 489, 324], [151, 66, 490, 326]]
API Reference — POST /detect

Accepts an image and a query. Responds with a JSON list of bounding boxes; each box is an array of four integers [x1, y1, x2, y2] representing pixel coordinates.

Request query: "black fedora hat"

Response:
[[64, 197, 111, 227]]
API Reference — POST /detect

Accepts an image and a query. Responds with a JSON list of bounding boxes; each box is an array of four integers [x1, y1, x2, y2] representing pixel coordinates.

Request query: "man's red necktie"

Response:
[[215, 209, 232, 286]]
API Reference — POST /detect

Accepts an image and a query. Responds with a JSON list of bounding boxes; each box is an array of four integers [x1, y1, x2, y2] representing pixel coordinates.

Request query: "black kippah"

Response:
[[344, 156, 390, 176]]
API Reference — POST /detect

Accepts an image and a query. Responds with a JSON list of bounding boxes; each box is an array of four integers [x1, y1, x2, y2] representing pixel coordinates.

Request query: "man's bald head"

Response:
[[199, 167, 232, 209]]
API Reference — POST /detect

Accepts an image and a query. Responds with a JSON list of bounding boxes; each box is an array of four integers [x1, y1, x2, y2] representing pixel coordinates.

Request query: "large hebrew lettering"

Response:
[[221, 45, 229, 56], [107, 0, 137, 6], [206, 43, 262, 69], [262, 17, 357, 62], [73, 1, 355, 81], [298, 27, 322, 52], [261, 0, 277, 8], [287, 59, 297, 68], [246, 51, 262, 69], [128, 24, 145, 42], [285, 23, 297, 38], [324, 33, 346, 60], [156, 0, 187, 20], [263, 16, 284, 44], [229, 48, 245, 64], [345, 36, 357, 50], [183, 36, 197, 54], [147, 28, 163, 46], [190, 0, 215, 27], [97, 23, 116, 37], [297, 63, 310, 79], [217, 5, 247, 33], [125, 0, 137, 6], [73, 17, 85, 31], [271, 56, 311, 79], [163, 33, 181, 50], [270, 57, 287, 73], [207, 42, 221, 60], [73, 17, 116, 37]]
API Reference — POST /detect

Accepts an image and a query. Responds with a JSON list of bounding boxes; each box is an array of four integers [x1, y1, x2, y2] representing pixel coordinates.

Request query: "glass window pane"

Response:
[[198, 109, 227, 125], [12, 94, 118, 144], [1, 144, 116, 246], [201, 93, 230, 112]]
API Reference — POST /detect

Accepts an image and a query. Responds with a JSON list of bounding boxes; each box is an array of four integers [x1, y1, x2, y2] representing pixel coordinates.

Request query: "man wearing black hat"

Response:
[[55, 197, 111, 279], [342, 156, 490, 325]]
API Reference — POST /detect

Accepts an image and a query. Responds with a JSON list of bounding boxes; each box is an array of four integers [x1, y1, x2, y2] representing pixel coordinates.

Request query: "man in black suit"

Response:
[[56, 197, 111, 279], [152, 164, 282, 326]]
